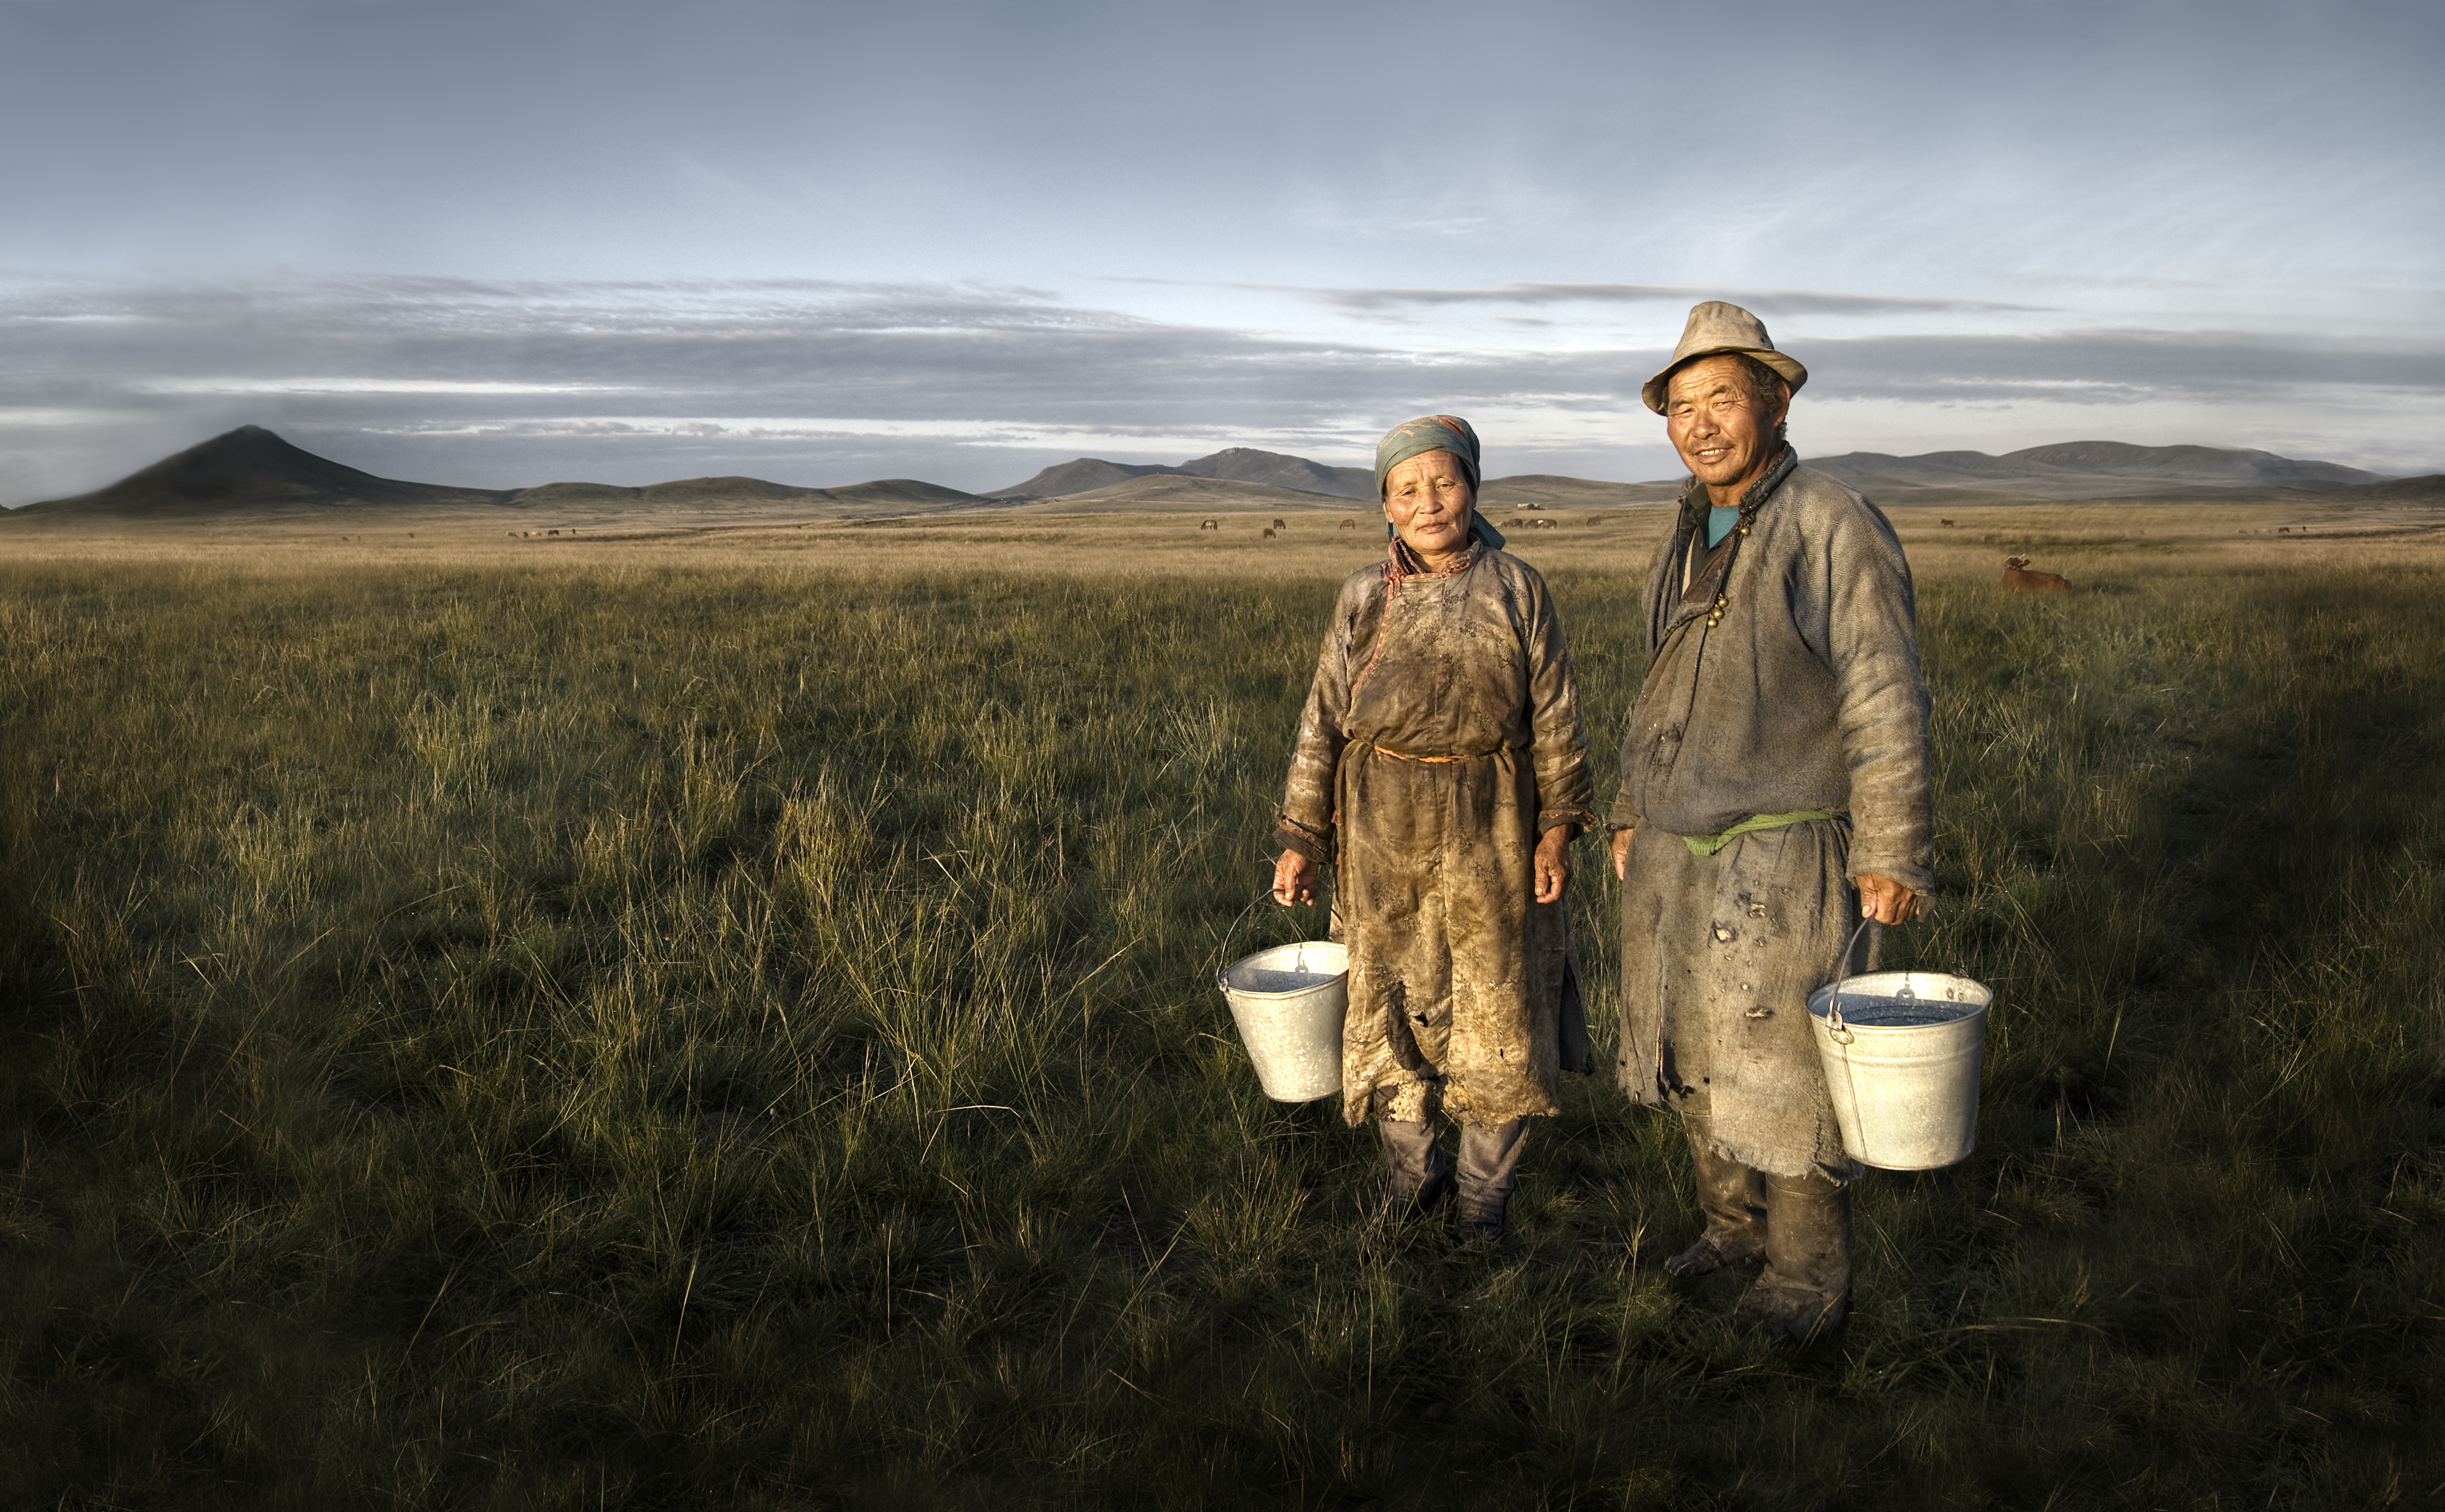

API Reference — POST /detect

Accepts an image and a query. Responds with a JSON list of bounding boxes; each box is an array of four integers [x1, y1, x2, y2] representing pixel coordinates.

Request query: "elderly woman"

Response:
[[1271, 415, 1600, 1240]]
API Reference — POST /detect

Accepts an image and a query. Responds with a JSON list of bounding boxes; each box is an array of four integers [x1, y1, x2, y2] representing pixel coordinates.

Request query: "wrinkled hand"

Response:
[[1611, 827, 1633, 880], [1856, 874, 1925, 924], [1273, 849, 1319, 907], [1534, 826, 1573, 905]]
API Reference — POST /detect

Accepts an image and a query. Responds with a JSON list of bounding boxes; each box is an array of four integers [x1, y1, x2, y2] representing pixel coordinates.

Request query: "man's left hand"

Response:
[[1535, 826, 1573, 904], [1856, 874, 1924, 924]]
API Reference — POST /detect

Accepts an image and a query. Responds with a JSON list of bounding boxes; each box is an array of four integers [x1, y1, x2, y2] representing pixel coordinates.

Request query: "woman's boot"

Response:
[[1453, 1117, 1527, 1241], [1377, 1118, 1451, 1224]]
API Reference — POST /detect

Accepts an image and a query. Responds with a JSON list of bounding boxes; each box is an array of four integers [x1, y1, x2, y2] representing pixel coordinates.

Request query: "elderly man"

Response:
[[1607, 302, 1933, 1344]]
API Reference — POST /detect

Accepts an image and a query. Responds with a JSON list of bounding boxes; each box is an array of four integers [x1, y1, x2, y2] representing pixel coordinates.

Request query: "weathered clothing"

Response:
[[1278, 543, 1601, 1129], [1610, 451, 1932, 888], [1619, 817, 1870, 1178], [1378, 1116, 1527, 1219], [1612, 453, 1933, 1178]]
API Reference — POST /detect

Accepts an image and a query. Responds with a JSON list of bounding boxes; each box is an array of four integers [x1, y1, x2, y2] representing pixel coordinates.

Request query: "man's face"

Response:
[[1665, 355, 1789, 491], [1381, 449, 1475, 558]]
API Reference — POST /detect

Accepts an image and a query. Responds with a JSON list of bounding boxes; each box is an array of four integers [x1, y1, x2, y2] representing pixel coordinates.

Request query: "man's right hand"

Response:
[[1611, 827, 1633, 879], [1274, 849, 1319, 906]]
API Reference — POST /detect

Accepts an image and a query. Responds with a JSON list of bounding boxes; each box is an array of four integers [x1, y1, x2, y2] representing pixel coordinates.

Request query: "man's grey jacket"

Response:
[[1610, 450, 1933, 895]]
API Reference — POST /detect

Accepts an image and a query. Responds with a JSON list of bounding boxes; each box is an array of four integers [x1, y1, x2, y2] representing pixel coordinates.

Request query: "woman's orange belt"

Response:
[[1351, 738, 1514, 765]]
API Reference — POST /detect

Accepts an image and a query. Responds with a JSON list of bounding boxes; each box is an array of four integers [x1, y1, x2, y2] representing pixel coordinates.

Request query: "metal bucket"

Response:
[[1218, 939, 1348, 1102], [1806, 968, 1992, 1170]]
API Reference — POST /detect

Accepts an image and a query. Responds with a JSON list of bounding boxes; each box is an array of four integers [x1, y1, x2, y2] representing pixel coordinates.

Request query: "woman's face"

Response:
[[1382, 450, 1475, 559]]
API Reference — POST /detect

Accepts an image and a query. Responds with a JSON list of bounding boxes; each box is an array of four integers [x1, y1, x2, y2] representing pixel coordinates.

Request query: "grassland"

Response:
[[1, 503, 2441, 1508]]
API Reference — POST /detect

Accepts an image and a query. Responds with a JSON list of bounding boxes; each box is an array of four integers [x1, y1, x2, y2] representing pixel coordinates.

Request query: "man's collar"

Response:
[[1679, 445, 1798, 517], [1743, 446, 1799, 510]]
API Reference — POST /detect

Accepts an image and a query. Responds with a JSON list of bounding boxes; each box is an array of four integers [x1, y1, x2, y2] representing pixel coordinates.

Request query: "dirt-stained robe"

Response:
[[1277, 542, 1600, 1129], [1611, 453, 1934, 1179]]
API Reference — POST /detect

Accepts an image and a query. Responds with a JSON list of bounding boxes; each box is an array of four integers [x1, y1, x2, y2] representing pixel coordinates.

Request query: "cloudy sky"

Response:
[[2, 0, 2439, 503]]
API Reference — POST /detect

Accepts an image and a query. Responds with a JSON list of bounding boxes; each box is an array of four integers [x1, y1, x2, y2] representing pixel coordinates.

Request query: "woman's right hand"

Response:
[[1611, 827, 1634, 880], [1274, 850, 1319, 906]]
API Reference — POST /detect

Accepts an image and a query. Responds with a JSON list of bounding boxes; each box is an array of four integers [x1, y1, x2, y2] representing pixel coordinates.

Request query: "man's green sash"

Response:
[[1682, 808, 1844, 857]]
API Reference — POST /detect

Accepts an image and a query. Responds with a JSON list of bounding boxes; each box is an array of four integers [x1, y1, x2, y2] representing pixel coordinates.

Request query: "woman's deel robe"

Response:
[[1276, 544, 1601, 1129]]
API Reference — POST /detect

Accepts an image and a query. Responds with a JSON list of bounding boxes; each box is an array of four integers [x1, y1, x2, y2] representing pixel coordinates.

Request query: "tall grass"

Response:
[[0, 552, 2437, 1508]]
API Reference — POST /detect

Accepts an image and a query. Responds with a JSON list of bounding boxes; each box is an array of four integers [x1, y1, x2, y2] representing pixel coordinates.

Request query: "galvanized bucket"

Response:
[[1215, 887, 1347, 1103], [1806, 962, 1992, 1171]]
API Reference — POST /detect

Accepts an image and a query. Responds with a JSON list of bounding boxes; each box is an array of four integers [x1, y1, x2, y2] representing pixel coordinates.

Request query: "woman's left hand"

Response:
[[1533, 826, 1572, 904]]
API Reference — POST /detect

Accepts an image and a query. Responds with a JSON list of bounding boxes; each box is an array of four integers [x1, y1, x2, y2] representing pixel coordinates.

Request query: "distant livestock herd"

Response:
[[473, 518, 2069, 598], [1200, 514, 1566, 537]]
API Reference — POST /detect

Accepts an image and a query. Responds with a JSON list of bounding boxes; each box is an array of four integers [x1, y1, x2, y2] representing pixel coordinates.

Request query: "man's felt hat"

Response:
[[1642, 301, 1808, 414]]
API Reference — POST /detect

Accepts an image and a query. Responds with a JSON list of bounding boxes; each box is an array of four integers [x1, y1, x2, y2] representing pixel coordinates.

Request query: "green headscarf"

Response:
[[1373, 414, 1505, 547]]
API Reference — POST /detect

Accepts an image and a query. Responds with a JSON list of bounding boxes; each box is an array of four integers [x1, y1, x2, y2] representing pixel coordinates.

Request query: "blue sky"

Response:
[[2, 0, 2438, 501]]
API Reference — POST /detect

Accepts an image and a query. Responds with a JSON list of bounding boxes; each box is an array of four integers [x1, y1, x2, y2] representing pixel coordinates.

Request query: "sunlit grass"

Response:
[[0, 546, 2438, 1507]]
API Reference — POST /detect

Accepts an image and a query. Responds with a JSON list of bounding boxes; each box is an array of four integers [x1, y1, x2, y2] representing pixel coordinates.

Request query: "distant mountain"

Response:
[[986, 447, 1373, 500], [1002, 473, 1364, 513], [512, 475, 973, 509], [10, 427, 979, 518], [981, 458, 1171, 498], [1174, 447, 1374, 497], [2006, 441, 2374, 487], [15, 425, 513, 514], [806, 478, 981, 509], [1808, 441, 2381, 499], [2367, 473, 2445, 499]]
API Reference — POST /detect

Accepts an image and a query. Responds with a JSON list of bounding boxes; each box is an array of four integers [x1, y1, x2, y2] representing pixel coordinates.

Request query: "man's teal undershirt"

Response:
[[1705, 504, 1739, 547]]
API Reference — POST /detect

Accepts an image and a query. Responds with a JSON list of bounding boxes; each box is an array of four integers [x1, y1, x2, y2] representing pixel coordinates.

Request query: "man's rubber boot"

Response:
[[1736, 1170, 1850, 1346], [1665, 1128, 1768, 1282]]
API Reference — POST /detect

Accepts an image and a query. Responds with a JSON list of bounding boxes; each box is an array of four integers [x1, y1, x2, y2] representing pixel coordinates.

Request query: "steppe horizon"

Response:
[[9, 419, 2434, 518]]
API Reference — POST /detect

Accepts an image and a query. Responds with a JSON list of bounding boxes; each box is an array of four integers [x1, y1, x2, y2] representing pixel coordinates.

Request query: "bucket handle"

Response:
[[1823, 914, 1880, 1045], [1212, 874, 1333, 993], [1826, 908, 1975, 1041]]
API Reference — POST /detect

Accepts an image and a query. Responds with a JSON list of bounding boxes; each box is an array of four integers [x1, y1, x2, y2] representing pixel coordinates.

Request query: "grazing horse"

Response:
[[1339, 518, 1356, 530], [2001, 555, 2072, 593], [1262, 527, 1275, 539], [1939, 518, 1955, 526], [1199, 518, 1218, 530], [1271, 517, 1286, 530]]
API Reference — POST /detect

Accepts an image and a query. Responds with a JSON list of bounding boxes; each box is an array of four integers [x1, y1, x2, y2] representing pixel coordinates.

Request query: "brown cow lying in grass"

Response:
[[2002, 555, 2073, 592]]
